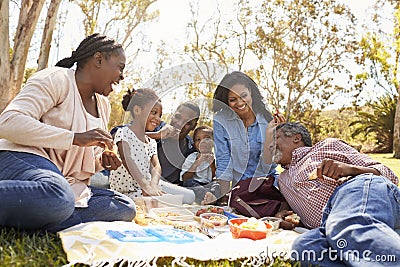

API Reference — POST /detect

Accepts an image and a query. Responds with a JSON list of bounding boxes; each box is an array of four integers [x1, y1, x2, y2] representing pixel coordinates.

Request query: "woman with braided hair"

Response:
[[0, 33, 136, 232]]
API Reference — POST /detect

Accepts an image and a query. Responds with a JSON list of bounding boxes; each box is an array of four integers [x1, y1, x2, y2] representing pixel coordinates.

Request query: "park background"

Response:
[[1, 0, 400, 158], [0, 0, 399, 265]]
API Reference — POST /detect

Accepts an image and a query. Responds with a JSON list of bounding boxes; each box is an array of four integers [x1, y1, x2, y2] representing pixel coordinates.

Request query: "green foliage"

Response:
[[312, 109, 352, 143], [283, 104, 373, 152], [108, 89, 127, 131], [305, 108, 370, 151], [23, 68, 38, 86], [358, 0, 400, 158], [359, 32, 397, 92], [246, 0, 358, 121], [349, 94, 396, 153]]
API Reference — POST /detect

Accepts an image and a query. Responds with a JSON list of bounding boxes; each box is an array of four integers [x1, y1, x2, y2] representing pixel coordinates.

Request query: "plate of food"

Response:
[[284, 213, 301, 225], [195, 206, 225, 216], [193, 205, 240, 221], [278, 213, 301, 230]]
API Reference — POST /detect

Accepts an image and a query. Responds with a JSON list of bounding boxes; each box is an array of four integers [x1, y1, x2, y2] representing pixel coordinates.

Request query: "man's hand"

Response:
[[274, 210, 296, 230]]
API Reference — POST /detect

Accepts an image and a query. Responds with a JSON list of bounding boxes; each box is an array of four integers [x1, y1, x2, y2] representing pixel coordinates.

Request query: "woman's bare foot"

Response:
[[201, 192, 217, 205]]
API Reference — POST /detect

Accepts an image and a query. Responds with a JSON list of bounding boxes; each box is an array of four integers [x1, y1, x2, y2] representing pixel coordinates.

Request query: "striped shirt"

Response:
[[278, 138, 398, 229]]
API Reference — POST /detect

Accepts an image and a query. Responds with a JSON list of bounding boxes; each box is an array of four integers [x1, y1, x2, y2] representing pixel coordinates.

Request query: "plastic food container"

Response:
[[229, 218, 273, 240], [199, 212, 228, 228], [260, 216, 282, 231], [106, 227, 205, 243], [148, 207, 194, 221], [135, 195, 184, 211]]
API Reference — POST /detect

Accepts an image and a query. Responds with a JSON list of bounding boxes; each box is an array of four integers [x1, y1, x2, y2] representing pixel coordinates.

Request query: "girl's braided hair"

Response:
[[121, 89, 135, 111], [126, 88, 161, 118], [55, 33, 123, 69]]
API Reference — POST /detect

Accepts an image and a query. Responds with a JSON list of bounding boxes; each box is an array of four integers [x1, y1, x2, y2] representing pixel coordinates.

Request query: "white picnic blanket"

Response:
[[59, 221, 300, 267]]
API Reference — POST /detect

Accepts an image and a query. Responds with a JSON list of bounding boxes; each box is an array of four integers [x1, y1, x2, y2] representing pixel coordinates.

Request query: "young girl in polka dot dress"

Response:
[[109, 88, 164, 199]]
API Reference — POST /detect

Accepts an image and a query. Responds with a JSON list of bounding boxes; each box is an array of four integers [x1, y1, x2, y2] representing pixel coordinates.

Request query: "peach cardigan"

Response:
[[0, 67, 110, 206]]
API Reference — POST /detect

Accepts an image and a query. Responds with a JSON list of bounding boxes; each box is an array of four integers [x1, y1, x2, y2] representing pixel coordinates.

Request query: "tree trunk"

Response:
[[393, 93, 400, 158], [0, 0, 11, 113], [37, 0, 62, 71], [0, 0, 46, 113]]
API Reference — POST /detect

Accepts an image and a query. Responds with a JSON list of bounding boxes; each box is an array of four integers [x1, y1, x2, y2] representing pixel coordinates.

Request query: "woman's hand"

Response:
[[264, 112, 286, 164], [272, 112, 286, 127], [73, 128, 114, 149], [275, 113, 286, 125], [101, 150, 122, 170], [73, 128, 122, 170], [266, 112, 286, 137]]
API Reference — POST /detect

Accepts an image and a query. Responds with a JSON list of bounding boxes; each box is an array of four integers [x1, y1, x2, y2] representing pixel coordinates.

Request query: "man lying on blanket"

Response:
[[264, 122, 400, 267]]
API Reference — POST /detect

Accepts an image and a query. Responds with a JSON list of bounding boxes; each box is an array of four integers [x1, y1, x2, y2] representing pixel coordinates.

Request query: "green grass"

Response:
[[368, 153, 400, 180], [0, 153, 398, 266], [0, 228, 68, 267]]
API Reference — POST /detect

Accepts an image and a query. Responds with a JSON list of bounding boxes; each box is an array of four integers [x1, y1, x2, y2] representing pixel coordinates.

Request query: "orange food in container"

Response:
[[229, 218, 273, 240]]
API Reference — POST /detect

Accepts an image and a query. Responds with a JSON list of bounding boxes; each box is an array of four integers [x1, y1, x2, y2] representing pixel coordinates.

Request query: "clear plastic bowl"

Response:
[[199, 212, 228, 228], [260, 216, 282, 231]]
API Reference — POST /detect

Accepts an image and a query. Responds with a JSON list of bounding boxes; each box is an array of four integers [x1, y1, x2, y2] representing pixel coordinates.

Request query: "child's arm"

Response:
[[210, 158, 216, 179], [149, 154, 163, 195], [117, 140, 156, 196], [181, 153, 215, 182], [181, 154, 203, 182], [146, 124, 179, 140]]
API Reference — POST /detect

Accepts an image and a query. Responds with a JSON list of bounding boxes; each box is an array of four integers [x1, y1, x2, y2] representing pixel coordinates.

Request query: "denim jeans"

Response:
[[292, 174, 400, 266], [0, 151, 136, 232]]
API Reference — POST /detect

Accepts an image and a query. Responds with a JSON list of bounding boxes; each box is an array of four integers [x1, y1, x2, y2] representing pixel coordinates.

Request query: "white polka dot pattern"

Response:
[[109, 126, 157, 198]]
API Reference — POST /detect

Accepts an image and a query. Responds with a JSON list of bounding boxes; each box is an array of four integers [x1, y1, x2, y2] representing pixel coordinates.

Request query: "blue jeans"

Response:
[[292, 174, 400, 266], [0, 151, 136, 232]]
